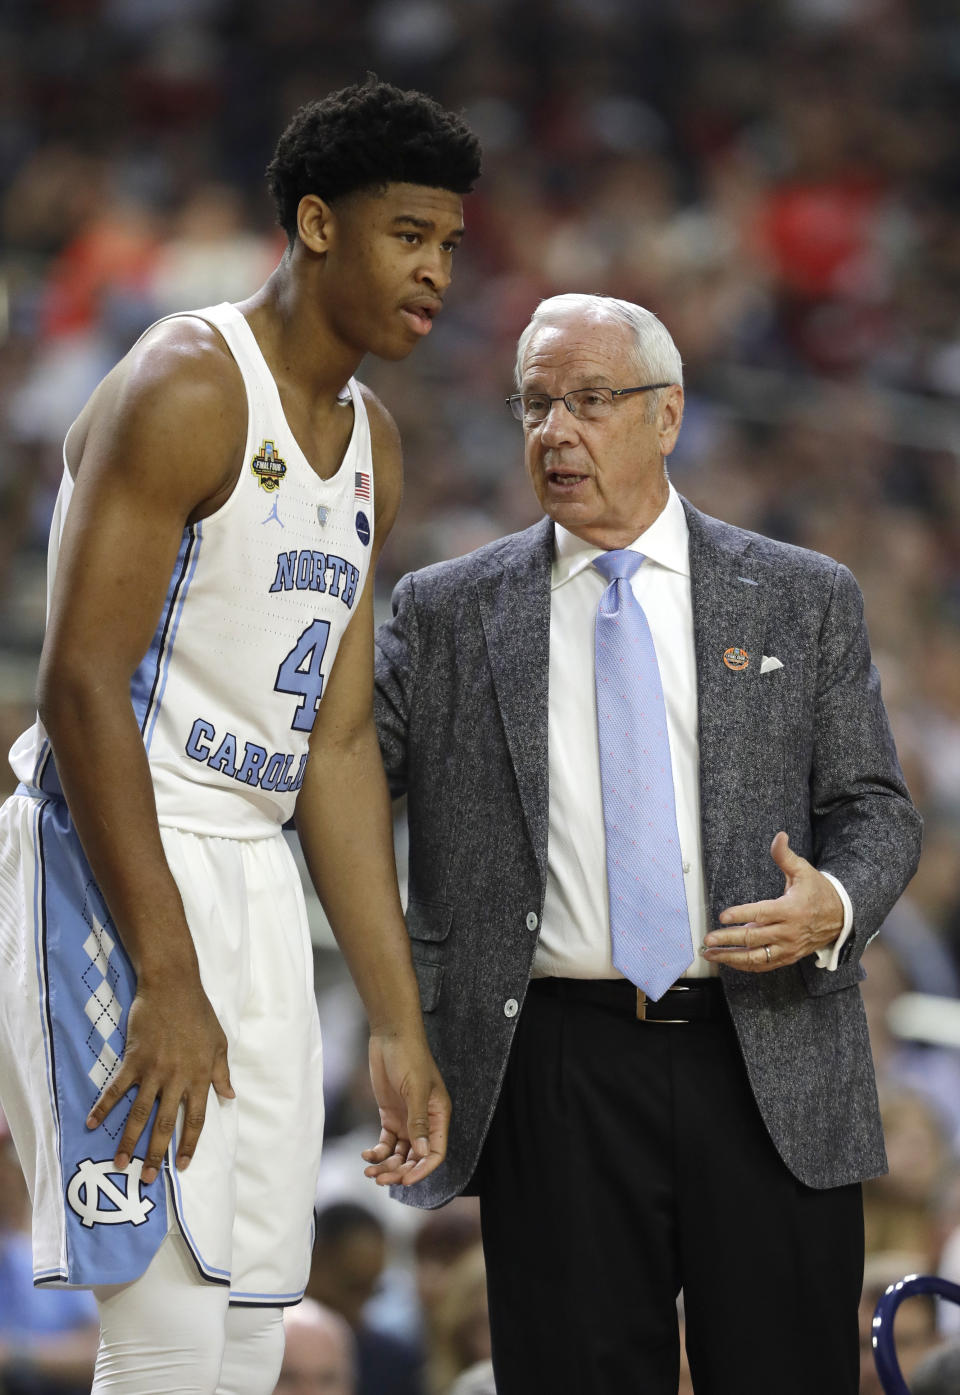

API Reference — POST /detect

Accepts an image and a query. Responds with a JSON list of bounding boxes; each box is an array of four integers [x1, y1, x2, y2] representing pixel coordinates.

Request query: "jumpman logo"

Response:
[[262, 498, 284, 528]]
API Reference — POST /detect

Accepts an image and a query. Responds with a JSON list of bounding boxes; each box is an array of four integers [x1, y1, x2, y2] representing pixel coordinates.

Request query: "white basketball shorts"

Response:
[[0, 790, 324, 1304]]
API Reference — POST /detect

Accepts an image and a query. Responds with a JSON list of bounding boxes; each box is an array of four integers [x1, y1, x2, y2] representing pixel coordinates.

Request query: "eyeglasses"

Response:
[[505, 383, 673, 425]]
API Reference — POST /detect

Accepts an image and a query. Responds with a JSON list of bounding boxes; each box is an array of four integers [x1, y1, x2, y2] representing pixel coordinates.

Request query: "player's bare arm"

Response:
[[36, 318, 247, 1183], [295, 390, 450, 1185]]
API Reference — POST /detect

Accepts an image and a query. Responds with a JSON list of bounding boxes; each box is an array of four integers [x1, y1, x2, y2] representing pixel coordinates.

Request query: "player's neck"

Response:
[[237, 260, 361, 407]]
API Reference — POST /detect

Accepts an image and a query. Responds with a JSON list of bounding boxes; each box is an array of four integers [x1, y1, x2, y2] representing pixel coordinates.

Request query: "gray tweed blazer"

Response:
[[374, 498, 922, 1208]]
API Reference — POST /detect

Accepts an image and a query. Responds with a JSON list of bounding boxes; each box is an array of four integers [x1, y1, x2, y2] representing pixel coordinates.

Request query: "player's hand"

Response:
[[701, 831, 844, 973], [361, 1029, 450, 1187], [85, 979, 234, 1185]]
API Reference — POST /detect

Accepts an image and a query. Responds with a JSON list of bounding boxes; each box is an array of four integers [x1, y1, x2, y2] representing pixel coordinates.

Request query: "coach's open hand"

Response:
[[700, 831, 844, 972], [362, 1028, 451, 1186]]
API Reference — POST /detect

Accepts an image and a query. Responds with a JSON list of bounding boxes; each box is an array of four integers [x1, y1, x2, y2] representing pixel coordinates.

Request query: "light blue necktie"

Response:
[[593, 550, 694, 1000]]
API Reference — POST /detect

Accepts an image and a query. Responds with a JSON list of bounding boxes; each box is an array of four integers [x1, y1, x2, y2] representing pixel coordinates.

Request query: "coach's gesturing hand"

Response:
[[701, 831, 845, 972]]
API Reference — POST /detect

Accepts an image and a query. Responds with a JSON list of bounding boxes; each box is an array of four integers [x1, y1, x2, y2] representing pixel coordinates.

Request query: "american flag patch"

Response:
[[355, 472, 371, 500]]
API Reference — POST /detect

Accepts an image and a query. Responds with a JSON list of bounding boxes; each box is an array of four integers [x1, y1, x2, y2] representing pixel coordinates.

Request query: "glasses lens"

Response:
[[521, 394, 551, 422], [567, 388, 614, 420]]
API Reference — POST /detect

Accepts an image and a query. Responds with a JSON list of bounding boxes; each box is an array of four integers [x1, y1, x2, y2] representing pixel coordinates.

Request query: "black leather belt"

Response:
[[527, 977, 726, 1023]]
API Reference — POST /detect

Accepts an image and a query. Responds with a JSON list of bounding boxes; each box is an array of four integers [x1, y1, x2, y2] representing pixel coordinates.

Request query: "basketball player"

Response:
[[0, 80, 481, 1395]]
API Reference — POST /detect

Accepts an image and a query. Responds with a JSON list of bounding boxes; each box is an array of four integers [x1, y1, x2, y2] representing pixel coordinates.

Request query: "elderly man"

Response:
[[275, 1300, 355, 1395], [372, 293, 922, 1395]]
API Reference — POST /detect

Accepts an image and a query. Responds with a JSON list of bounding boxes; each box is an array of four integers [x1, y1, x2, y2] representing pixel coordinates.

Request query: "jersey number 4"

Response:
[[275, 620, 331, 732]]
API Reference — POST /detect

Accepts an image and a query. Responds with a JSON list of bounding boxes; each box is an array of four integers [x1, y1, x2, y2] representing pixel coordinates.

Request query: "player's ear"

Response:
[[296, 195, 336, 255]]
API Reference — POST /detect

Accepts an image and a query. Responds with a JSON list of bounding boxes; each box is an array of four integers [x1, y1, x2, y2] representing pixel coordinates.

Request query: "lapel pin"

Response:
[[723, 647, 749, 671]]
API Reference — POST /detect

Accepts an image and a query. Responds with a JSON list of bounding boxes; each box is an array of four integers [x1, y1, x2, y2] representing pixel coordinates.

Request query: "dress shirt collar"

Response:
[[551, 482, 690, 590]]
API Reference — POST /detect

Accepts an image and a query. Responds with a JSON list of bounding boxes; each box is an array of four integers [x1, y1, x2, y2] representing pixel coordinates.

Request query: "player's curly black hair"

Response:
[[266, 77, 482, 242]]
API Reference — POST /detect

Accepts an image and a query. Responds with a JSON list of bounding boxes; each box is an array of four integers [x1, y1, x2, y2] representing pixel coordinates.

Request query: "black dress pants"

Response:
[[474, 979, 863, 1395]]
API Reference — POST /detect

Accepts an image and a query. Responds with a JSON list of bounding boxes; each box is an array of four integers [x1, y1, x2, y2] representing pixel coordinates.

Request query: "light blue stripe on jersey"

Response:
[[31, 798, 63, 1179], [32, 522, 204, 799], [35, 740, 64, 800], [38, 798, 169, 1286], [167, 1156, 230, 1285], [132, 523, 202, 747], [33, 740, 52, 791], [229, 1287, 305, 1306]]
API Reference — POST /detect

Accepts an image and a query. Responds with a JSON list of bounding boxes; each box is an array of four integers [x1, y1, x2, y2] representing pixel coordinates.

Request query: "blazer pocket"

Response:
[[799, 956, 866, 997], [405, 899, 454, 943], [411, 958, 444, 1012]]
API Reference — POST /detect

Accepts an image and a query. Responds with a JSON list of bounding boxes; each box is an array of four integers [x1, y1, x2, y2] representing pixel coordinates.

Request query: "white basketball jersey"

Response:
[[10, 302, 376, 837]]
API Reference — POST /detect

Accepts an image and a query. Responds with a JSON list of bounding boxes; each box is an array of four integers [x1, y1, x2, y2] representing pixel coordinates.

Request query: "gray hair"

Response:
[[514, 294, 684, 394]]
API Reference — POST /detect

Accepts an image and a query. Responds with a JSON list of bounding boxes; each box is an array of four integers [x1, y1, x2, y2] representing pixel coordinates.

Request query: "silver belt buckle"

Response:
[[638, 984, 691, 1024]]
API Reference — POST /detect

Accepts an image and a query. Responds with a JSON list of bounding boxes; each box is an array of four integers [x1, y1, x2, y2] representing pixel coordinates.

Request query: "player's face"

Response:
[[518, 317, 683, 549], [323, 183, 465, 360]]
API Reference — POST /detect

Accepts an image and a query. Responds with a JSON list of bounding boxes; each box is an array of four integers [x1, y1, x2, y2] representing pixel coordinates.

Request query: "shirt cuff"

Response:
[[813, 871, 853, 970]]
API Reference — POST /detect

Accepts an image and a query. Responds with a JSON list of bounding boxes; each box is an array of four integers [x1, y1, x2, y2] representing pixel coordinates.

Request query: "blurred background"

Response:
[[0, 0, 959, 1391]]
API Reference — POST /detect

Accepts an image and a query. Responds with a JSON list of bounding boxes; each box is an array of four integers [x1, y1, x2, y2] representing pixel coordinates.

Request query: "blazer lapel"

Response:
[[685, 501, 771, 911], [476, 517, 553, 881]]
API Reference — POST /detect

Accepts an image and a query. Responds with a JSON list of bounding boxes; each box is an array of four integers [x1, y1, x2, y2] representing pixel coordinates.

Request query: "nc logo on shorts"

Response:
[[66, 1158, 156, 1228]]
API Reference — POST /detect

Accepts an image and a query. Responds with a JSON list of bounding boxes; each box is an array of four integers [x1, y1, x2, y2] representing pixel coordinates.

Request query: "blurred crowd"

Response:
[[1, 0, 959, 1391]]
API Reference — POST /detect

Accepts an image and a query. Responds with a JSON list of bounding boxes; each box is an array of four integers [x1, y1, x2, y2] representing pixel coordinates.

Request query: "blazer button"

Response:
[[504, 998, 519, 1018], [526, 912, 539, 931]]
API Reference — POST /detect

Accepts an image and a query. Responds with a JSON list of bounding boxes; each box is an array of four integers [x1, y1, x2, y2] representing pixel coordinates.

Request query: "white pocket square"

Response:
[[760, 655, 783, 674]]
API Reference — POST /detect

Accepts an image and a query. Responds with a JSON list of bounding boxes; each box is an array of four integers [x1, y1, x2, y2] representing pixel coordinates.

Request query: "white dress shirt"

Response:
[[532, 485, 851, 981]]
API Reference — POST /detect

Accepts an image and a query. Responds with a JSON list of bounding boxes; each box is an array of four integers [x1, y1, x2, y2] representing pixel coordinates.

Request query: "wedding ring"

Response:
[[764, 945, 772, 964]]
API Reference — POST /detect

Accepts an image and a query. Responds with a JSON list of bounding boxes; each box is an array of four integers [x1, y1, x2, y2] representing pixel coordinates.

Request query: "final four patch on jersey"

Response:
[[251, 441, 287, 491], [355, 511, 370, 546]]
